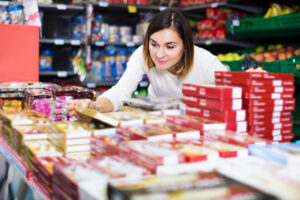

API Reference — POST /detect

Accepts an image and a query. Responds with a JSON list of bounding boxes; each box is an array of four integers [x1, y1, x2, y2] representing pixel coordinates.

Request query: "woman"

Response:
[[67, 8, 228, 116]]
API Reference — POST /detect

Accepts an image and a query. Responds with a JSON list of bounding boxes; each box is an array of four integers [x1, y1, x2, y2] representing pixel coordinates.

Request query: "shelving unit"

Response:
[[39, 38, 82, 45]]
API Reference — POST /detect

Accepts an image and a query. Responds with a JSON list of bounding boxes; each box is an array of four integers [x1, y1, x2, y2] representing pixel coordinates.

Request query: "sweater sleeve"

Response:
[[206, 56, 228, 84], [100, 46, 146, 111]]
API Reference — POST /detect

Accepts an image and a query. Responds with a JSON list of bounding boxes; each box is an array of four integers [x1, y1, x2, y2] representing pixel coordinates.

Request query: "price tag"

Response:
[[128, 5, 137, 13], [87, 82, 96, 88], [54, 39, 65, 45], [126, 41, 135, 47], [204, 40, 212, 45], [57, 71, 67, 77], [210, 3, 218, 8], [0, 1, 9, 6], [139, 81, 149, 87], [57, 4, 67, 10], [159, 6, 167, 11], [95, 41, 105, 46], [233, 19, 240, 26], [99, 1, 109, 7], [71, 40, 81, 46]]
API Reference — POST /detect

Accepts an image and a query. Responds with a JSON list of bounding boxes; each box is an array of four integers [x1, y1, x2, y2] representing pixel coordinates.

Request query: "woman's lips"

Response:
[[158, 60, 167, 65]]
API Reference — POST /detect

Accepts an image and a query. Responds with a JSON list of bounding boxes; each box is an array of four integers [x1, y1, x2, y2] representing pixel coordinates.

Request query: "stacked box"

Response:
[[117, 123, 200, 141], [71, 86, 95, 100], [218, 156, 300, 200], [159, 139, 220, 163], [119, 140, 186, 173], [53, 156, 150, 200], [0, 82, 64, 111], [23, 140, 63, 170], [182, 83, 246, 132], [0, 82, 26, 111], [91, 128, 129, 157], [33, 156, 73, 198], [215, 71, 295, 142], [204, 130, 272, 148], [48, 121, 92, 154], [196, 139, 249, 158], [249, 144, 300, 167], [23, 88, 53, 109], [11, 125, 49, 165], [166, 115, 226, 136], [0, 110, 48, 150], [33, 98, 68, 121], [108, 171, 276, 200], [53, 160, 109, 200]]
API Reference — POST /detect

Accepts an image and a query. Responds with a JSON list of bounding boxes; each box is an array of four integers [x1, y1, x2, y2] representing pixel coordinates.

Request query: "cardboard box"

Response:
[[166, 115, 225, 131], [182, 84, 242, 99], [243, 86, 295, 94], [221, 71, 294, 80], [244, 92, 294, 99], [223, 78, 294, 87]]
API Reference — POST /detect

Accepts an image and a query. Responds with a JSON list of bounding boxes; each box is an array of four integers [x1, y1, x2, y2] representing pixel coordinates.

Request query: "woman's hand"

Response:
[[245, 67, 266, 72], [66, 99, 96, 121]]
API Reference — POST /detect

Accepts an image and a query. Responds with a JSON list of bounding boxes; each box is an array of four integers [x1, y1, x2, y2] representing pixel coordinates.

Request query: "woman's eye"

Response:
[[167, 46, 174, 49], [151, 43, 157, 47]]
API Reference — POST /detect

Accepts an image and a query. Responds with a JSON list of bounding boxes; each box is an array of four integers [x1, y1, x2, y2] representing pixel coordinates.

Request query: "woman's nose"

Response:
[[156, 47, 165, 58]]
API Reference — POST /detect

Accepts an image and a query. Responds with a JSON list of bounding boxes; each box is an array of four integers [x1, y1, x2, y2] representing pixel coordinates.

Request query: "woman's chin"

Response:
[[155, 65, 170, 71]]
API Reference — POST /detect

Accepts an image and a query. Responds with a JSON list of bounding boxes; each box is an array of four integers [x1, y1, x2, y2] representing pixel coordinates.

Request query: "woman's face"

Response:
[[149, 28, 184, 72]]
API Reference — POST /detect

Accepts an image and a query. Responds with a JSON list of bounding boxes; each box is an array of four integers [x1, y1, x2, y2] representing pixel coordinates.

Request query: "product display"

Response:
[[1, 1, 300, 199]]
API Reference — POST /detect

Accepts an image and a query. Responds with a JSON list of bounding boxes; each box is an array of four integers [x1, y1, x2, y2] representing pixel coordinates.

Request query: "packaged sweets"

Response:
[[7, 5, 24, 24]]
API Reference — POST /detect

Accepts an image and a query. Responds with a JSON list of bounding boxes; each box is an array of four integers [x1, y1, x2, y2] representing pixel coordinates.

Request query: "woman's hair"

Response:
[[143, 8, 194, 79]]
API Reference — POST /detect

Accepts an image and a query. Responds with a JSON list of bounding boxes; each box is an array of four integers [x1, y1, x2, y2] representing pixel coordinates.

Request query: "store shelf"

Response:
[[92, 41, 142, 47], [0, 1, 20, 6], [40, 38, 82, 46], [85, 80, 118, 88], [39, 71, 76, 77], [38, 3, 84, 11], [194, 39, 255, 49], [90, 1, 164, 12], [181, 2, 264, 13], [0, 139, 49, 200], [227, 13, 300, 39], [0, 1, 84, 11]]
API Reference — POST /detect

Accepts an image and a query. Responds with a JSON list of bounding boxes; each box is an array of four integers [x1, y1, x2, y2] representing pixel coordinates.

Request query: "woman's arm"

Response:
[[67, 46, 146, 116], [100, 46, 146, 111]]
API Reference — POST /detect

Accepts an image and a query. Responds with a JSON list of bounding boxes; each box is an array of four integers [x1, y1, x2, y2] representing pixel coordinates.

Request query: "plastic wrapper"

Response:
[[7, 5, 24, 24], [0, 6, 8, 24], [123, 96, 181, 111]]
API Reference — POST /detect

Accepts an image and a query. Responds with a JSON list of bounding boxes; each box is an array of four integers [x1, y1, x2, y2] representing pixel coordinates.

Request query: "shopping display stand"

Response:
[[0, 24, 39, 83], [0, 138, 49, 200]]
